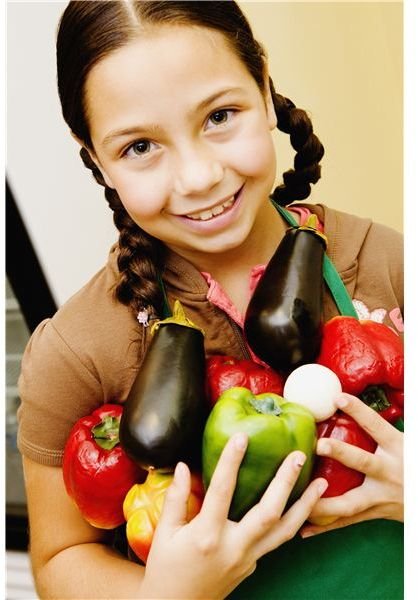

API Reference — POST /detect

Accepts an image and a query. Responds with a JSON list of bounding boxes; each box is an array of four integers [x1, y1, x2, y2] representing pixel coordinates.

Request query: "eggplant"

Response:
[[120, 300, 207, 471], [244, 215, 327, 374]]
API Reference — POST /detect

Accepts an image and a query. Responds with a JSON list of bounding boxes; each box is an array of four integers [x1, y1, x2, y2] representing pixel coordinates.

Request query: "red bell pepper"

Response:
[[124, 469, 204, 564], [312, 413, 377, 498], [316, 317, 404, 421], [308, 412, 377, 525], [63, 404, 146, 529], [206, 355, 284, 406]]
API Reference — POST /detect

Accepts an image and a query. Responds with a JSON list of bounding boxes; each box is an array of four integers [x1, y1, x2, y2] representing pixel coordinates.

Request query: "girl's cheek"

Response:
[[114, 174, 170, 219], [227, 130, 276, 178]]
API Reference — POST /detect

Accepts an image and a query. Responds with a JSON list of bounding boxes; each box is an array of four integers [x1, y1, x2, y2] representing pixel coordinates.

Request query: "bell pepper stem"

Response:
[[92, 416, 120, 450], [360, 385, 391, 413], [249, 395, 282, 416]]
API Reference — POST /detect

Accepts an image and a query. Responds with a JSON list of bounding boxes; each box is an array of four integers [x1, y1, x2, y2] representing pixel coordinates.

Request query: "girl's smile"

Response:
[[178, 186, 241, 222], [173, 184, 244, 234], [85, 25, 281, 267]]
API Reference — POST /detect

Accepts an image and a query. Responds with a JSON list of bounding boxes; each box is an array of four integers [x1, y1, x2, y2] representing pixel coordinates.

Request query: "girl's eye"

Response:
[[206, 109, 235, 130], [132, 140, 150, 155], [124, 139, 155, 159]]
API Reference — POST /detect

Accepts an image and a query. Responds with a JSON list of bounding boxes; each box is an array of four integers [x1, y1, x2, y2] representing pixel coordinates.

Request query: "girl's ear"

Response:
[[71, 132, 115, 189], [89, 153, 115, 189], [262, 62, 277, 131]]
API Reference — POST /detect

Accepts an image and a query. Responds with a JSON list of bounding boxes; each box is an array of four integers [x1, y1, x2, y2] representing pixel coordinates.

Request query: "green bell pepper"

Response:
[[202, 387, 317, 521]]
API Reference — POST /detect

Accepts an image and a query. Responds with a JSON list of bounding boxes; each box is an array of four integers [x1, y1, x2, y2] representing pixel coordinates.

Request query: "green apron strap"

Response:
[[272, 200, 359, 319], [322, 256, 359, 318], [157, 271, 172, 318]]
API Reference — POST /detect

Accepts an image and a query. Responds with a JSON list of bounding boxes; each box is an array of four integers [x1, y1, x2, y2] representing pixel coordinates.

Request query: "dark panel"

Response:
[[6, 178, 57, 332]]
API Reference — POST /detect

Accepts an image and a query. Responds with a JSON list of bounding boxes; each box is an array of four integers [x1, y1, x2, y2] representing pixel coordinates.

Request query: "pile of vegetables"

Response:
[[63, 215, 403, 562]]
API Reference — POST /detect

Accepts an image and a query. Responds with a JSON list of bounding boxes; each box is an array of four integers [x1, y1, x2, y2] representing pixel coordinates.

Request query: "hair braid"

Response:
[[80, 148, 166, 316], [269, 79, 324, 206]]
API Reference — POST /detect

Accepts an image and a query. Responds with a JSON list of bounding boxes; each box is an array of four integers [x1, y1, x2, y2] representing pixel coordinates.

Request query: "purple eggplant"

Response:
[[120, 301, 207, 471], [244, 216, 327, 374]]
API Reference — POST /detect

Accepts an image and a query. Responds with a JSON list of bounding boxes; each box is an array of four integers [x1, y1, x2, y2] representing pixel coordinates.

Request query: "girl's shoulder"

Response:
[[52, 244, 143, 368], [299, 203, 402, 272]]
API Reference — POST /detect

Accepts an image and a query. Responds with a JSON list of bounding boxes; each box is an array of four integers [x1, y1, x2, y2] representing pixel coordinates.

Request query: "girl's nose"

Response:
[[173, 145, 223, 197]]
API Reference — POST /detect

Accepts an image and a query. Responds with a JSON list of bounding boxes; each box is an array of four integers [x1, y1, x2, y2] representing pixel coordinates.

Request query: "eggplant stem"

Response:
[[298, 214, 328, 249], [151, 300, 205, 335]]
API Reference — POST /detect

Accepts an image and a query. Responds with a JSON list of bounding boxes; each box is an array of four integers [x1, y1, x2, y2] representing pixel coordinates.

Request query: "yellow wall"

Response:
[[240, 1, 403, 232]]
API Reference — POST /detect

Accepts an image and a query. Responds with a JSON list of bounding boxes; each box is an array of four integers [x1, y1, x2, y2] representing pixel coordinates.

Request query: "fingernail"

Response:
[[294, 452, 306, 468], [317, 440, 331, 455], [335, 394, 349, 408], [318, 479, 329, 495], [174, 462, 187, 482], [234, 432, 248, 451], [301, 529, 315, 539]]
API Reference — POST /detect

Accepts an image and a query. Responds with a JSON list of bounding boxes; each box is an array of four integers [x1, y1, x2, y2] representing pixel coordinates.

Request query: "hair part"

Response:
[[57, 0, 324, 317]]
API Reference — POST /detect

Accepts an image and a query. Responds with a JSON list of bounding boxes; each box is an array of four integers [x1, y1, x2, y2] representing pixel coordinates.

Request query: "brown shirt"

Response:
[[17, 204, 403, 466]]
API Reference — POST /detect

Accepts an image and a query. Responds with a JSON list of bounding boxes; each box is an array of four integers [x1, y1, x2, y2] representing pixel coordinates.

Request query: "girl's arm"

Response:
[[301, 393, 403, 537], [23, 457, 146, 599], [24, 434, 327, 600]]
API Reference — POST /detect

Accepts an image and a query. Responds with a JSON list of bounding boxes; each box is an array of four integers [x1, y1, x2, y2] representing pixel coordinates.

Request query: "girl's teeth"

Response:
[[212, 204, 225, 216], [199, 210, 213, 221], [187, 196, 235, 221]]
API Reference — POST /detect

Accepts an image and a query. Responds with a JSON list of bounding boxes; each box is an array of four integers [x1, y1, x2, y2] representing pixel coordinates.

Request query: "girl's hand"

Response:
[[301, 393, 403, 538], [140, 433, 328, 600]]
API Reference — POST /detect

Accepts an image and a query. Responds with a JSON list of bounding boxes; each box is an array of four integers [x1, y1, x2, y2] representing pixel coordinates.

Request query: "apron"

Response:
[[228, 202, 404, 600]]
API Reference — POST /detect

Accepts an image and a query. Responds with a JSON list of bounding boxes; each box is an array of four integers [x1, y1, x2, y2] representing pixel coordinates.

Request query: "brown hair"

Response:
[[57, 0, 324, 316]]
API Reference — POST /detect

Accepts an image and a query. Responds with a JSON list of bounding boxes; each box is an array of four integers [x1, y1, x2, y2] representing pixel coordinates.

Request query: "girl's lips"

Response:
[[175, 185, 244, 233]]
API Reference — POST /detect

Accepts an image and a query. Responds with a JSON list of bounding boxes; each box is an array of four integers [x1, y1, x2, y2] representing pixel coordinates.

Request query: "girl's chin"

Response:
[[169, 223, 255, 260]]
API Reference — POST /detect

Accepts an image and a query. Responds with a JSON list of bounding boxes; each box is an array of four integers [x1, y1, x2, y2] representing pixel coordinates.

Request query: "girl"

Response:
[[18, 1, 403, 598]]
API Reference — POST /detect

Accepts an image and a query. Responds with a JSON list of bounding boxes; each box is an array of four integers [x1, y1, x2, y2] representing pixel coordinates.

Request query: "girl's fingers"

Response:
[[306, 484, 372, 524], [334, 393, 396, 446], [157, 462, 191, 532], [251, 477, 328, 557], [316, 437, 382, 477], [240, 451, 326, 539], [199, 432, 248, 525], [243, 451, 307, 525], [300, 506, 383, 537]]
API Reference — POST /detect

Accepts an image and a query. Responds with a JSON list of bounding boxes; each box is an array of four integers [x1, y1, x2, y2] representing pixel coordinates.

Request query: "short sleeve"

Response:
[[17, 318, 104, 466]]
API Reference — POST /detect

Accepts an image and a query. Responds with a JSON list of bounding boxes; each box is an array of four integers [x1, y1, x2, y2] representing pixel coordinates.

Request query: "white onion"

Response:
[[283, 364, 342, 422]]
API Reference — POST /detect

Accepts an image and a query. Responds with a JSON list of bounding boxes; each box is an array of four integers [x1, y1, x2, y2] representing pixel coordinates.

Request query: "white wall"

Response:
[[7, 1, 118, 307], [7, 1, 402, 307]]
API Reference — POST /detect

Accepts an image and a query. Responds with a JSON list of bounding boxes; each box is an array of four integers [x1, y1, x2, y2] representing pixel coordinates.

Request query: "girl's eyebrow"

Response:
[[194, 86, 245, 114], [100, 86, 245, 148], [101, 125, 161, 148]]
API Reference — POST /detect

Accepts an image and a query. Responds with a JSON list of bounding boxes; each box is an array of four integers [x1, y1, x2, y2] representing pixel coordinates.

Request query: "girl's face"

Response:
[[85, 25, 278, 263]]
